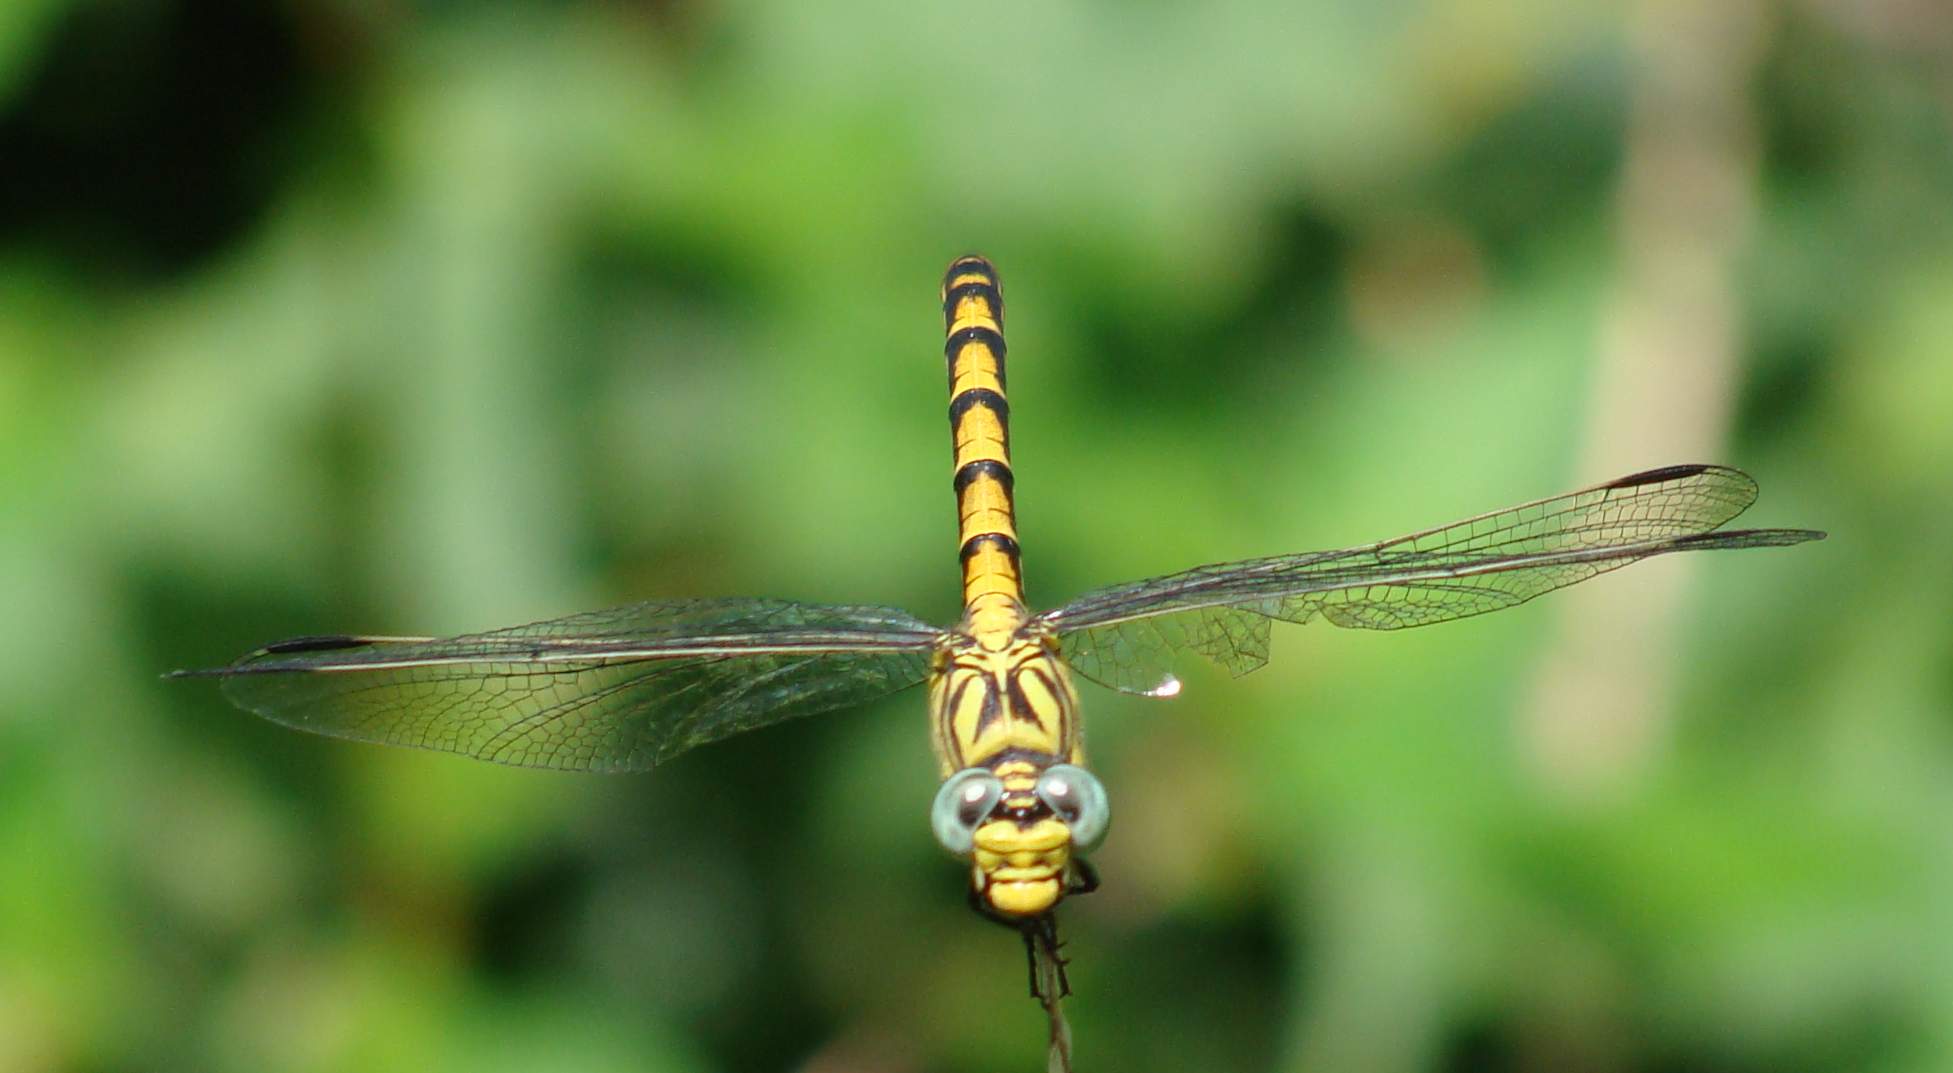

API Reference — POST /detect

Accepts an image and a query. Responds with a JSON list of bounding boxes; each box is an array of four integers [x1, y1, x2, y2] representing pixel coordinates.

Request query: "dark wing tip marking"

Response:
[[167, 635, 396, 679], [261, 635, 378, 655], [1604, 463, 1717, 489]]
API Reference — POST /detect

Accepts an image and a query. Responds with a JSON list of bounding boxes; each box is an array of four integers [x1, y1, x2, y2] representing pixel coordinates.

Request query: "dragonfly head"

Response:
[[931, 762, 1110, 919]]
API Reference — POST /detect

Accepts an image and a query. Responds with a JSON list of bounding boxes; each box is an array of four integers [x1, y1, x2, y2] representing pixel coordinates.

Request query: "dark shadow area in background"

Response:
[[1089, 901, 1289, 1072], [1424, 56, 1626, 265], [1442, 1000, 1920, 1073], [1069, 203, 1347, 410], [0, 0, 338, 280]]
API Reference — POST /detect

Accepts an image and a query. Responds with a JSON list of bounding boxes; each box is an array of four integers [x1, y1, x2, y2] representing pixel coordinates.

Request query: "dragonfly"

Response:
[[176, 256, 1823, 1063]]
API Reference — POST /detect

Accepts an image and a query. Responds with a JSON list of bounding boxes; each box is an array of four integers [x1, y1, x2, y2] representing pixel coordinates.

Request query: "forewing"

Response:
[[1041, 464, 1823, 694], [176, 599, 942, 771]]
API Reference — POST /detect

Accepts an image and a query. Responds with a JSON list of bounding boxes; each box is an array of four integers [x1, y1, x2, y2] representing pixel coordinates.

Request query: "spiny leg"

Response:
[[1023, 863, 1100, 1000], [1022, 913, 1071, 1000], [1069, 859, 1100, 897]]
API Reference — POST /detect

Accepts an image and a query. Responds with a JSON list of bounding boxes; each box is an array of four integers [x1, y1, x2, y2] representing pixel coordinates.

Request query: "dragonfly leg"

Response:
[[1068, 859, 1100, 897], [1021, 914, 1072, 999], [964, 890, 1075, 999], [1021, 925, 1039, 996]]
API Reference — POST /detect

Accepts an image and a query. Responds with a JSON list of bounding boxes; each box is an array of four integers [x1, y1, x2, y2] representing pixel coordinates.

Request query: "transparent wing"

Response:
[[172, 599, 943, 772], [1039, 464, 1824, 695]]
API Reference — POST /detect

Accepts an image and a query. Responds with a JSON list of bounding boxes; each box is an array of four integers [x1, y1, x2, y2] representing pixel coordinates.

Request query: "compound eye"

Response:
[[1034, 764, 1110, 852], [930, 768, 1005, 856]]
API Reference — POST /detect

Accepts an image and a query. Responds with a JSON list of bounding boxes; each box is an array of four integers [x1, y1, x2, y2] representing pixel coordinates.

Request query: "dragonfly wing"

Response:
[[1040, 464, 1824, 695], [174, 599, 943, 771], [1044, 605, 1276, 696]]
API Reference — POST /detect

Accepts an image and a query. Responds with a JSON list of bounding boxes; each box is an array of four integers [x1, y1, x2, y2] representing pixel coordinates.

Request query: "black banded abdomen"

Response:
[[942, 256, 1023, 621]]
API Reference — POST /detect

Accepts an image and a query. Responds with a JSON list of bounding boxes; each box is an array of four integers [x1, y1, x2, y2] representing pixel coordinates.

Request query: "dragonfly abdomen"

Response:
[[943, 255, 1024, 633]]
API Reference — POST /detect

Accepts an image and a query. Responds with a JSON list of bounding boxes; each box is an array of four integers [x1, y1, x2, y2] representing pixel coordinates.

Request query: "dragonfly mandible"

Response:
[[174, 254, 1824, 1018]]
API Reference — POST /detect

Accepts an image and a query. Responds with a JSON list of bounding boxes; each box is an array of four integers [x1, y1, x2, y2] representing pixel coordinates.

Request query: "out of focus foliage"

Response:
[[2, 1, 1949, 1071]]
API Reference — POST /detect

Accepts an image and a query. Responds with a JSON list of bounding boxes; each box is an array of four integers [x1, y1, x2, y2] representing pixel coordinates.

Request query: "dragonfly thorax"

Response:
[[929, 620, 1081, 776]]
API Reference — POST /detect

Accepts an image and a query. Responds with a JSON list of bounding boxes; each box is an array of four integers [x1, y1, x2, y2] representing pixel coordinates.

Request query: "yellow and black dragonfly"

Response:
[[175, 254, 1822, 1035]]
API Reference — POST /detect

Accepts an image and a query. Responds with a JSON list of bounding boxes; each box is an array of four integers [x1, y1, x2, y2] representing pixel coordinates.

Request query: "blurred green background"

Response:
[[2, 1, 1949, 1071]]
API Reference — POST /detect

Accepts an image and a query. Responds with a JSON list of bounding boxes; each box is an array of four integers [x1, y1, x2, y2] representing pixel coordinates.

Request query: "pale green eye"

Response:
[[1035, 764, 1110, 851], [931, 768, 1004, 855]]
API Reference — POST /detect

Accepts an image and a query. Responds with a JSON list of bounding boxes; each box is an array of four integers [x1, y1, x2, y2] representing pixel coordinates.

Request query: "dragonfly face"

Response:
[[961, 764, 1107, 918]]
